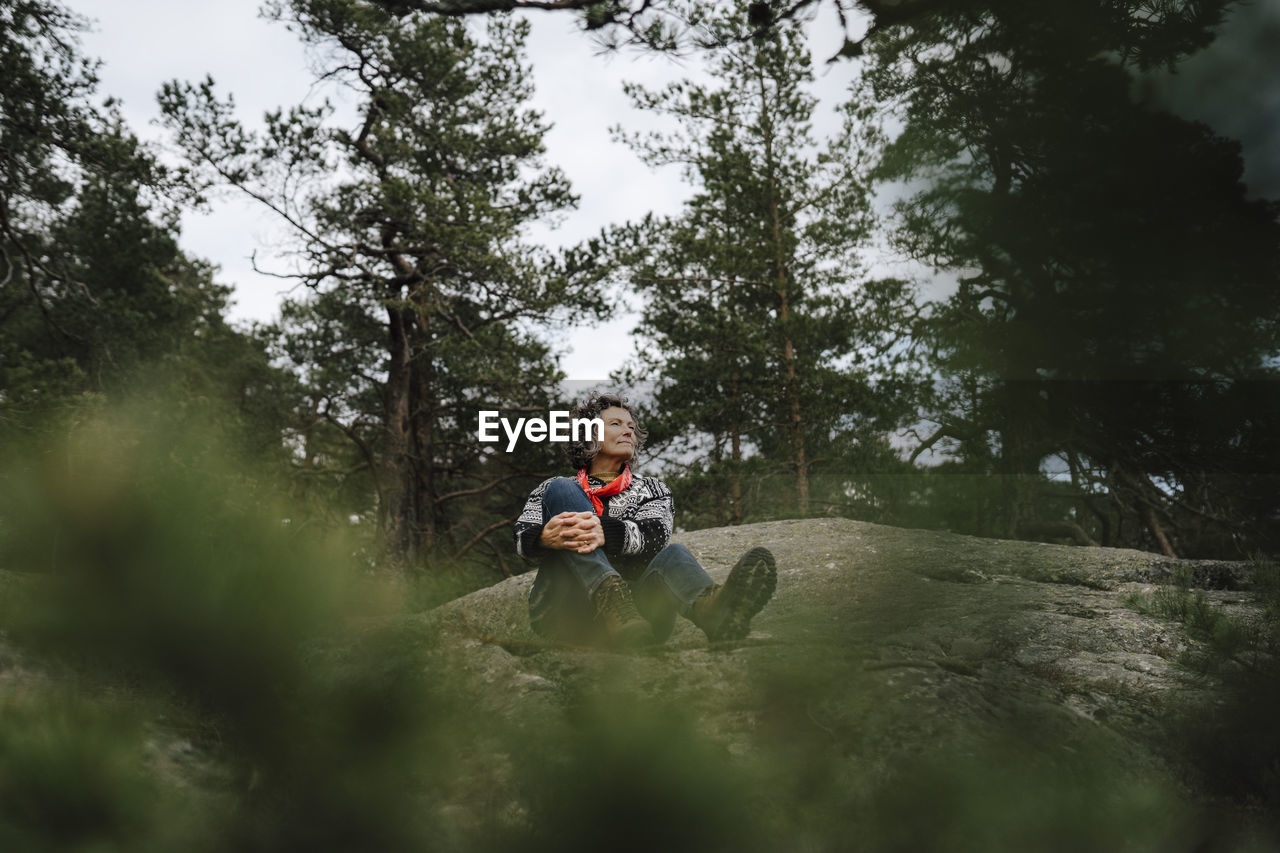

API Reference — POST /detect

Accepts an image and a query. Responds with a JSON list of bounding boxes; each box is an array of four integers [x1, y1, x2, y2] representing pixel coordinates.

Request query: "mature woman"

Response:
[[513, 391, 776, 647]]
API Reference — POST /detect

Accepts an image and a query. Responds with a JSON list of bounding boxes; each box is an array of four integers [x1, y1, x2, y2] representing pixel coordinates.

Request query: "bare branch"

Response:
[[437, 471, 536, 504], [0, 202, 88, 344], [435, 307, 477, 341], [454, 512, 520, 562], [0, 241, 13, 288], [908, 423, 970, 465], [321, 407, 386, 514]]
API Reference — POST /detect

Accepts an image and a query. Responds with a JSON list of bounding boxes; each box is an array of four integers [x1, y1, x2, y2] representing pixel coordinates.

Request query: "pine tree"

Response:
[[159, 1, 606, 570], [617, 3, 918, 524]]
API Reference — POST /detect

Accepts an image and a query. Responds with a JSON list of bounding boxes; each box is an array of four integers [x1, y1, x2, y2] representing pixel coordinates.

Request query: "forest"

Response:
[[2, 0, 1280, 848], [4, 0, 1279, 581]]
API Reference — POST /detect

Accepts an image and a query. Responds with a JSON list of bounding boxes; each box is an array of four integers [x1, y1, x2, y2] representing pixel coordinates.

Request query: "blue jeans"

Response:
[[527, 477, 713, 642]]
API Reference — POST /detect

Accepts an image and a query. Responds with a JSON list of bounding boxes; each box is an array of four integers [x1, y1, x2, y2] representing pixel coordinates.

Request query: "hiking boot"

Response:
[[593, 575, 655, 648], [690, 546, 777, 642]]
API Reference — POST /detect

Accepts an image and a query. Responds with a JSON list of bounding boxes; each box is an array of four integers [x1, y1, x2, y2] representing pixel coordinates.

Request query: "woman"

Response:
[[513, 391, 776, 647]]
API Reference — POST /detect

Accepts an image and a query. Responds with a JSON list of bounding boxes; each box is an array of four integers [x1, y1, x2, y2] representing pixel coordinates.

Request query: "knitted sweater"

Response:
[[513, 473, 674, 578]]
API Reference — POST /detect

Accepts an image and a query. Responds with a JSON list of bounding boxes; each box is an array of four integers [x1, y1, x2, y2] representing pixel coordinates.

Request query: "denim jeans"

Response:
[[527, 477, 713, 642]]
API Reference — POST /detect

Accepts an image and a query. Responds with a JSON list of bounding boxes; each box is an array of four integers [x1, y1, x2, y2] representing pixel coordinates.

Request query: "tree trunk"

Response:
[[412, 344, 436, 558], [757, 64, 807, 516], [730, 428, 744, 526], [730, 370, 744, 525], [784, 331, 808, 514], [382, 235, 439, 570], [1143, 505, 1177, 559], [298, 394, 320, 505], [384, 301, 420, 569], [998, 382, 1043, 539]]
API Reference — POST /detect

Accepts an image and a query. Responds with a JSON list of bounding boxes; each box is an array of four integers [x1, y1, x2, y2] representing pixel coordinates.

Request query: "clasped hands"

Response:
[[540, 511, 605, 554]]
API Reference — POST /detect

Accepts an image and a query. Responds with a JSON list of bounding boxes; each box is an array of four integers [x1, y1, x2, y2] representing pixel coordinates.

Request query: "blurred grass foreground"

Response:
[[2, 405, 1278, 852]]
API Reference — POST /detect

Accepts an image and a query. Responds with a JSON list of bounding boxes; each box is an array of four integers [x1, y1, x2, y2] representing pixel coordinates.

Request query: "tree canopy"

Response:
[[1, 0, 281, 446]]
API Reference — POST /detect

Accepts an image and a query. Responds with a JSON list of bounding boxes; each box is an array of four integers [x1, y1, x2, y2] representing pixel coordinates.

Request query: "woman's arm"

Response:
[[513, 478, 553, 560], [600, 478, 673, 559]]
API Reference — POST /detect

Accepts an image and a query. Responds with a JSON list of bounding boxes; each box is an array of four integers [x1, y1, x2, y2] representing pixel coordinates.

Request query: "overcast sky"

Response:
[[65, 0, 859, 381]]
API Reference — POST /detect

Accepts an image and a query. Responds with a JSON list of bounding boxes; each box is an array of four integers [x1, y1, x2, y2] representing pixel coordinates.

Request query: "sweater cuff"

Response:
[[600, 517, 628, 555], [517, 524, 544, 558]]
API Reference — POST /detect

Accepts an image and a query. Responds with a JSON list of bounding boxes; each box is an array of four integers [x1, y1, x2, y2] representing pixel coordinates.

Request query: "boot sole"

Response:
[[708, 547, 777, 642]]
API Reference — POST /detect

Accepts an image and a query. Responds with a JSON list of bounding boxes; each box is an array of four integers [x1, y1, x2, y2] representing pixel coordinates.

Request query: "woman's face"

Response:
[[596, 406, 636, 465]]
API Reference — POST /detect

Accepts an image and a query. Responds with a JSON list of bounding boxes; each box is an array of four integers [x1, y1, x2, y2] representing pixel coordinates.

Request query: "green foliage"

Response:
[[505, 697, 760, 853], [1249, 555, 1280, 617], [1124, 559, 1280, 828], [1128, 583, 1247, 672], [1, 0, 286, 465], [0, 408, 458, 852], [0, 694, 165, 853], [863, 0, 1280, 556], [847, 738, 1199, 852]]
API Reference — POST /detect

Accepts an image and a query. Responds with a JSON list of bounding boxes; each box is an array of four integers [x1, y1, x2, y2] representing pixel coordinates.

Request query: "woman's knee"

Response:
[[543, 477, 582, 500], [542, 477, 590, 517], [647, 542, 703, 580], [651, 543, 695, 567], [657, 543, 693, 559], [645, 543, 713, 605]]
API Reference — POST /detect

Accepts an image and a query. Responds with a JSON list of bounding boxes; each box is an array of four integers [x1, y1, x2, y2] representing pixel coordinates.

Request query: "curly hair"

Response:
[[564, 391, 647, 471]]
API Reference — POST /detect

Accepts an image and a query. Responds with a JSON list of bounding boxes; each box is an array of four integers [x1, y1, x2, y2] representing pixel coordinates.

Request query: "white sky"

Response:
[[66, 0, 863, 381]]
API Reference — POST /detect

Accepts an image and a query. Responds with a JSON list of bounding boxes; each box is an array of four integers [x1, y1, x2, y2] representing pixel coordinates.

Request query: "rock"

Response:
[[411, 517, 1268, 839]]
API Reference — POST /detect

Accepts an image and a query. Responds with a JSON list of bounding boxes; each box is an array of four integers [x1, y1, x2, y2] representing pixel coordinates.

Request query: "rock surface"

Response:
[[414, 518, 1261, 811]]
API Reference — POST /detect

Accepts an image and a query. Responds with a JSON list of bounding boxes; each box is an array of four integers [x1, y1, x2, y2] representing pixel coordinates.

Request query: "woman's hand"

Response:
[[540, 511, 605, 554]]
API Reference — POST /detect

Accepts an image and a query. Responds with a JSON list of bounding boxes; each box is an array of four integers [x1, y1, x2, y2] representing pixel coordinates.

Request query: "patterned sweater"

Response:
[[513, 473, 674, 578]]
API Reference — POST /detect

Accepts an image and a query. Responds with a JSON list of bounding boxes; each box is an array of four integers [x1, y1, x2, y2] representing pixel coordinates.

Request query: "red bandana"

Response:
[[576, 464, 632, 516]]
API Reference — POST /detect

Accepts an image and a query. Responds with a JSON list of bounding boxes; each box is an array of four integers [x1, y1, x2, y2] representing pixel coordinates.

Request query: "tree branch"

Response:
[[453, 512, 520, 561], [436, 471, 534, 505], [321, 406, 387, 517]]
